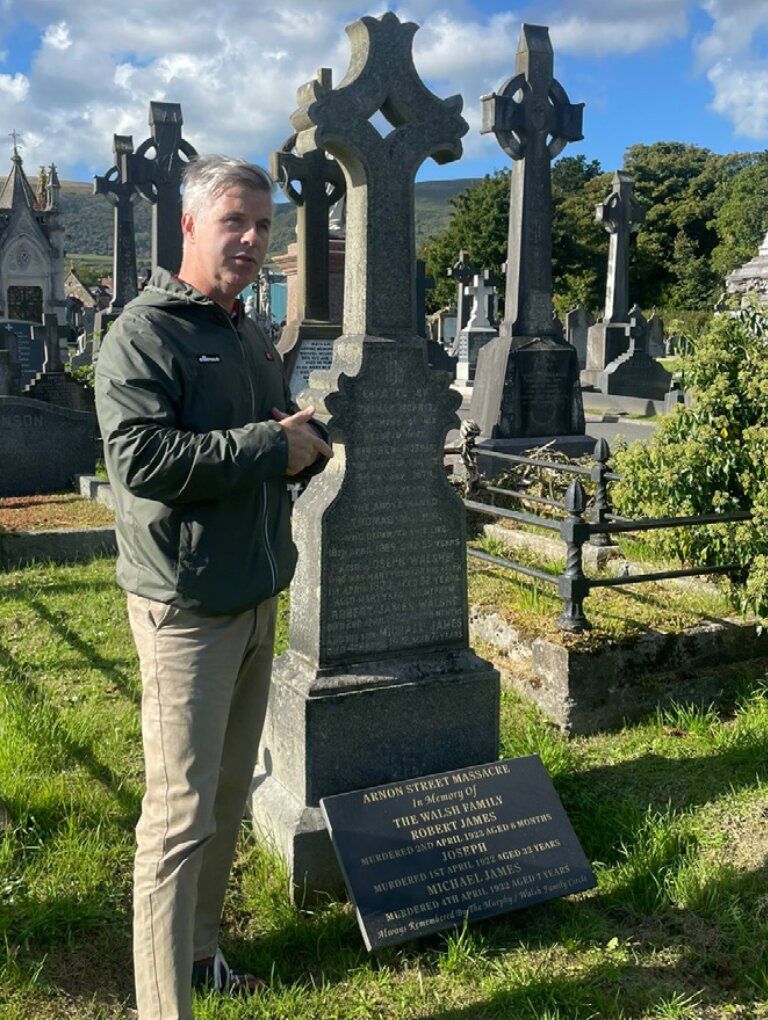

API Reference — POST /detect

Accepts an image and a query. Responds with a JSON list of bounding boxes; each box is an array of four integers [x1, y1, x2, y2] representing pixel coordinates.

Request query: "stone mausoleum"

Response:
[[0, 143, 66, 326]]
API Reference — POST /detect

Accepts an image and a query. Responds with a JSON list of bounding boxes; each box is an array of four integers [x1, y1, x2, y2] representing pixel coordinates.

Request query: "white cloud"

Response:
[[0, 72, 29, 101], [707, 58, 768, 138], [694, 0, 768, 139], [42, 21, 72, 51], [0, 0, 765, 179]]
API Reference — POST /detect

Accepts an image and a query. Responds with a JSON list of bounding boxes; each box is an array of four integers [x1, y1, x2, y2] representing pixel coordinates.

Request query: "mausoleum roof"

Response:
[[0, 149, 39, 212]]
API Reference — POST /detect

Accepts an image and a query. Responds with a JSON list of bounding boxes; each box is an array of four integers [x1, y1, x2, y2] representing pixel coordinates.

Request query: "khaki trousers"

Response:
[[127, 593, 277, 1020]]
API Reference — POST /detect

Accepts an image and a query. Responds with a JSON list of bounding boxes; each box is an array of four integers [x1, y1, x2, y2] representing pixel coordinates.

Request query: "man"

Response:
[[95, 155, 332, 1020]]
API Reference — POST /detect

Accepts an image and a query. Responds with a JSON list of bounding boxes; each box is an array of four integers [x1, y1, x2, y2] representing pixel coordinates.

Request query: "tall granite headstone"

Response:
[[583, 172, 645, 382], [250, 12, 499, 898], [271, 98, 346, 398], [93, 134, 140, 340], [128, 102, 197, 274], [456, 270, 498, 385], [0, 324, 22, 395], [647, 311, 664, 358], [583, 174, 670, 399], [469, 25, 586, 446]]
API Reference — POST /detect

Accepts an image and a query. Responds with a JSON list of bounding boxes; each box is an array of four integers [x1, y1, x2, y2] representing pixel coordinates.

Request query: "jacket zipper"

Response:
[[226, 313, 279, 596]]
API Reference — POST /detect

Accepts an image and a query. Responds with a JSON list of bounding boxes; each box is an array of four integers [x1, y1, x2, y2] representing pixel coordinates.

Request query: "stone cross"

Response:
[[447, 249, 475, 331], [596, 171, 645, 323], [128, 102, 197, 274], [290, 15, 468, 338], [416, 259, 434, 338], [465, 269, 497, 330], [482, 23, 583, 343], [94, 134, 139, 312], [271, 84, 345, 325]]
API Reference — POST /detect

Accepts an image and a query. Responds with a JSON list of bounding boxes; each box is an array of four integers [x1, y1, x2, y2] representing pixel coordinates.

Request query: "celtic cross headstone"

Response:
[[250, 10, 498, 898], [447, 249, 475, 337], [93, 134, 139, 312], [271, 85, 346, 394], [128, 102, 197, 274], [597, 171, 645, 324], [469, 24, 587, 445], [456, 269, 498, 386]]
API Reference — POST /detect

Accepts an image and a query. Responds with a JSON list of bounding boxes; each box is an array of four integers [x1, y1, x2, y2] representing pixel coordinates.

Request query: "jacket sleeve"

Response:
[[95, 313, 288, 505]]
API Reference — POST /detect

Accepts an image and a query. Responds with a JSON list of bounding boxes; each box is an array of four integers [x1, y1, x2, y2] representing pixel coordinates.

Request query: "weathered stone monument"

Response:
[[469, 25, 587, 447], [456, 269, 498, 385], [128, 102, 197, 274], [582, 171, 645, 383], [647, 310, 664, 358], [582, 173, 671, 400], [250, 11, 499, 896], [726, 227, 768, 304], [93, 134, 139, 338], [419, 260, 455, 375], [271, 105, 346, 398]]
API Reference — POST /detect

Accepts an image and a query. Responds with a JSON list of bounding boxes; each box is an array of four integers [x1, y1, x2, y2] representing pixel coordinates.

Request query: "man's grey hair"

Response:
[[182, 155, 274, 218]]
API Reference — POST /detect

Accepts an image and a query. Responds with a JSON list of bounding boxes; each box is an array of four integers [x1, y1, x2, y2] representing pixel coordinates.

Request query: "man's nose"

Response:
[[240, 226, 259, 246]]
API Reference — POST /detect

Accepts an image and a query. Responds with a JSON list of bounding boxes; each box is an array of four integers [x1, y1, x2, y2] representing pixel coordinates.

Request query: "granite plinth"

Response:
[[426, 339, 457, 379], [583, 320, 629, 376], [249, 647, 500, 900], [470, 335, 585, 440], [24, 371, 96, 414]]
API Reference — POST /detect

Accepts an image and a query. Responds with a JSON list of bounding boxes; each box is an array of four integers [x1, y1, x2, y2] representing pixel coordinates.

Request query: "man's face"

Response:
[[180, 185, 272, 305]]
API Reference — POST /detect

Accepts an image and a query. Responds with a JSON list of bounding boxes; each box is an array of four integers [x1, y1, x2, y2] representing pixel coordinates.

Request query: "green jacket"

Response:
[[95, 268, 298, 615]]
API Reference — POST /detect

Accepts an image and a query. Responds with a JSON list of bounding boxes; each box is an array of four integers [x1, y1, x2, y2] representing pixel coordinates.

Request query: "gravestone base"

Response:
[[455, 326, 497, 385], [24, 371, 96, 415], [277, 321, 341, 400], [581, 321, 630, 387], [470, 335, 585, 440], [598, 350, 672, 401], [249, 647, 500, 901]]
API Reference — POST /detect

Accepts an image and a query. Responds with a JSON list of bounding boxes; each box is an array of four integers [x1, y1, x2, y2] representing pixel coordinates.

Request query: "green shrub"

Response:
[[612, 305, 768, 614]]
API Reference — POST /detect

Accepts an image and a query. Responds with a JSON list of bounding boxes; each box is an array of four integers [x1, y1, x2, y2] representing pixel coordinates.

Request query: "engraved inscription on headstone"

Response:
[[322, 755, 596, 949], [290, 338, 335, 398], [319, 343, 466, 661]]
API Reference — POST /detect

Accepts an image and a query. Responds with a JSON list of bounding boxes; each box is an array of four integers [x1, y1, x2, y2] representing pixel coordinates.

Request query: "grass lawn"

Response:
[[0, 495, 115, 533], [1, 558, 767, 1018]]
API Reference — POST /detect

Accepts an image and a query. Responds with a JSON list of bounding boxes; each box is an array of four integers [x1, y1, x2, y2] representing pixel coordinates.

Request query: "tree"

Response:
[[623, 142, 750, 308], [421, 171, 509, 312], [612, 306, 768, 614], [711, 153, 768, 281]]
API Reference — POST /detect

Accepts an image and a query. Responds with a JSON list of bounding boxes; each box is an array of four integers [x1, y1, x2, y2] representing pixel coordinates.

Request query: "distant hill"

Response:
[[0, 174, 479, 265]]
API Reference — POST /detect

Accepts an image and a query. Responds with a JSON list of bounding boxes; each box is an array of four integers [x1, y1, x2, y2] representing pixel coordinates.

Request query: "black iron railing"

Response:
[[445, 422, 751, 632]]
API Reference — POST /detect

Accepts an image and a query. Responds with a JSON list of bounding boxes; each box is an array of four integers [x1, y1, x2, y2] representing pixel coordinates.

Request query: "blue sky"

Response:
[[0, 1, 766, 184]]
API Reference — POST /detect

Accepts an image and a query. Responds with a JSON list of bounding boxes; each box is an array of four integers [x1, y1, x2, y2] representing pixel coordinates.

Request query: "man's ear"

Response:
[[181, 210, 195, 244]]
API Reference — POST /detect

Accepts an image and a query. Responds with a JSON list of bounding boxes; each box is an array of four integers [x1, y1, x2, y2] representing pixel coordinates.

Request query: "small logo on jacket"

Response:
[[198, 354, 221, 364], [265, 352, 274, 361]]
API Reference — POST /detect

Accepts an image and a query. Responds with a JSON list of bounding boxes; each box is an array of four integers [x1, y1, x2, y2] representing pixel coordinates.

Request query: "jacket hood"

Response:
[[125, 267, 223, 314]]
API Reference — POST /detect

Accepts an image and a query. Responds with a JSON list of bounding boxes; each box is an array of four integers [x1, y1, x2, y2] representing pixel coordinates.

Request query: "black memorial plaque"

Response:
[[321, 756, 596, 950]]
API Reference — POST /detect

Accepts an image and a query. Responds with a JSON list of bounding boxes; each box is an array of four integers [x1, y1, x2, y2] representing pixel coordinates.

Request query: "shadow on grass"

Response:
[[0, 643, 141, 823], [26, 597, 140, 707]]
